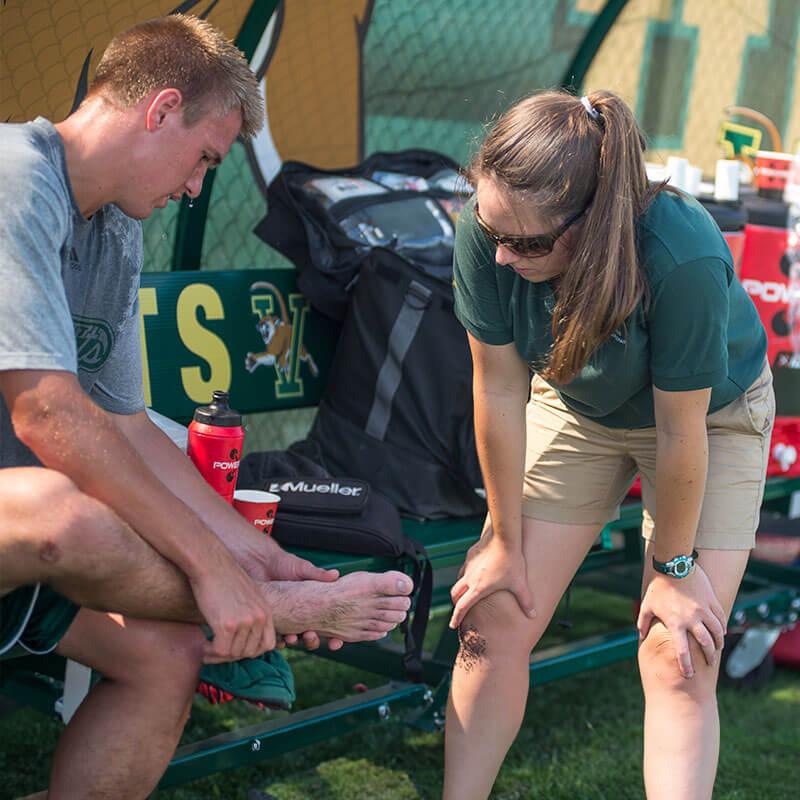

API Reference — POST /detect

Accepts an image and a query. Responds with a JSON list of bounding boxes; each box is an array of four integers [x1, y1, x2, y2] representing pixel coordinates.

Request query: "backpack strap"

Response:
[[399, 537, 433, 682], [365, 279, 432, 441]]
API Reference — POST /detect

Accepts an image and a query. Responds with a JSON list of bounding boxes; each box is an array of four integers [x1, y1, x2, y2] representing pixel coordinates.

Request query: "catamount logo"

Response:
[[246, 282, 318, 380], [73, 315, 115, 372], [268, 480, 363, 497]]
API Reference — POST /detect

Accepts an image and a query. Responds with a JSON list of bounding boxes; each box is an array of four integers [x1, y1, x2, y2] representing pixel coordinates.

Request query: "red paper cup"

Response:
[[233, 489, 280, 535]]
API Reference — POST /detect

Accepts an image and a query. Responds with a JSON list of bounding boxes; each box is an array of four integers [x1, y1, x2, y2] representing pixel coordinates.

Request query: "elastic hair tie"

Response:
[[580, 95, 600, 121]]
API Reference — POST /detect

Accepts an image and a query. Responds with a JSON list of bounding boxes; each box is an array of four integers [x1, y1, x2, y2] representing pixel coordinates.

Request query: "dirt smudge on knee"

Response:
[[456, 624, 486, 672]]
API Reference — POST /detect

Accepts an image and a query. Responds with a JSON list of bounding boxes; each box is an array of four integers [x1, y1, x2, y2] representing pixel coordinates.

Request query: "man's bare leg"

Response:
[[48, 610, 204, 800], [11, 600, 410, 800], [2, 470, 412, 798], [9, 613, 204, 800], [1, 468, 413, 641], [0, 469, 200, 621]]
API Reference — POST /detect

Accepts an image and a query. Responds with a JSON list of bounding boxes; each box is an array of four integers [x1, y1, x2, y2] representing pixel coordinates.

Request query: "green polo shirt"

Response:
[[453, 190, 766, 428]]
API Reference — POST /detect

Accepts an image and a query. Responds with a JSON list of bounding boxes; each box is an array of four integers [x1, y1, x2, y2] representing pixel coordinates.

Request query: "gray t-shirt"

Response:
[[0, 118, 145, 467]]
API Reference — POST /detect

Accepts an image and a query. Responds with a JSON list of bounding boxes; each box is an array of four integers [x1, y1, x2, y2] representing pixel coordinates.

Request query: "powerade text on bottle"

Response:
[[187, 390, 244, 504]]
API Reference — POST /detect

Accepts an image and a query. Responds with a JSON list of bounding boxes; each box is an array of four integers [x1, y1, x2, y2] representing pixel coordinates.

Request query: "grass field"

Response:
[[1, 589, 797, 800]]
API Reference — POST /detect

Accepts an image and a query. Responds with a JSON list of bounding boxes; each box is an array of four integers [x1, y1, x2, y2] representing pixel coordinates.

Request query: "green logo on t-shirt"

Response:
[[73, 316, 115, 372]]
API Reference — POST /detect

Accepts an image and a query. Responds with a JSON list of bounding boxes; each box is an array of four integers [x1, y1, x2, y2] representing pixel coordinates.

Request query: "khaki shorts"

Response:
[[522, 361, 775, 550]]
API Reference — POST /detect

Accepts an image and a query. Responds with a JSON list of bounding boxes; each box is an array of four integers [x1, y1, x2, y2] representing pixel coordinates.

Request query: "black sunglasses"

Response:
[[474, 204, 587, 258]]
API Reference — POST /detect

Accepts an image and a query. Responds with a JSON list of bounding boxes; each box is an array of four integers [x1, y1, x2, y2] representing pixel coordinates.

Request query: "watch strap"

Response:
[[652, 549, 699, 578]]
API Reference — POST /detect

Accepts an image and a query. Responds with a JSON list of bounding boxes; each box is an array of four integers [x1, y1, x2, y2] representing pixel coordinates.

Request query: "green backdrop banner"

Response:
[[139, 270, 339, 421]]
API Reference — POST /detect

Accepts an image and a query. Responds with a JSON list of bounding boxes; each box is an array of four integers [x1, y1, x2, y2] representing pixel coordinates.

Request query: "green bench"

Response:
[[2, 265, 799, 791]]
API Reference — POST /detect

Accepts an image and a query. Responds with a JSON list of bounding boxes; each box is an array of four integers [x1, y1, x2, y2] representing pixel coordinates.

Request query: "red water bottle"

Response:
[[187, 390, 244, 504]]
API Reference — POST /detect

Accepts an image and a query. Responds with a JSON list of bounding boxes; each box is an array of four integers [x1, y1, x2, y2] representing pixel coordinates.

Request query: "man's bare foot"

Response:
[[263, 571, 413, 643]]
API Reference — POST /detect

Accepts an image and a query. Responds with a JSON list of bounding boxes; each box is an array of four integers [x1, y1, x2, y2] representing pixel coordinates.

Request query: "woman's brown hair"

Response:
[[468, 89, 661, 384]]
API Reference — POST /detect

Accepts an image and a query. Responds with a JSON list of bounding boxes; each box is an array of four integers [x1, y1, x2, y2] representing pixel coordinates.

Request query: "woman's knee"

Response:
[[461, 590, 543, 655], [638, 623, 719, 697]]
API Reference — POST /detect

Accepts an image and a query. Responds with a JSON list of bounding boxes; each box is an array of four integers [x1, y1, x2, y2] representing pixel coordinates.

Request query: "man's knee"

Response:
[[102, 619, 204, 696], [638, 623, 718, 697], [0, 467, 76, 519], [1, 468, 126, 583]]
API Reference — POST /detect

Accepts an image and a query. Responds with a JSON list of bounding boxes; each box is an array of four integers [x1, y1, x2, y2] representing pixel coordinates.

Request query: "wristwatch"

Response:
[[652, 550, 698, 579]]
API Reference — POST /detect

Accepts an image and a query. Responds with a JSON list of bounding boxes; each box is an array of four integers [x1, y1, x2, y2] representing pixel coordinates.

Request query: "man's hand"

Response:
[[638, 563, 727, 678], [234, 533, 340, 584], [191, 551, 277, 663], [228, 535, 345, 650]]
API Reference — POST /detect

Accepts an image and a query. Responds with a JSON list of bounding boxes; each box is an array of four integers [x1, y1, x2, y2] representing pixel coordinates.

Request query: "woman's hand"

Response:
[[637, 563, 727, 678], [449, 534, 535, 629]]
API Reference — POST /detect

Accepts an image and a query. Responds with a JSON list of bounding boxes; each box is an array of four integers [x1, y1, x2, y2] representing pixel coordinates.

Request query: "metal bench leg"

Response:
[[55, 659, 92, 724]]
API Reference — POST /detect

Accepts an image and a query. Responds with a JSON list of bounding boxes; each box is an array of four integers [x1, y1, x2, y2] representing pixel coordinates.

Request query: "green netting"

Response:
[[199, 142, 294, 271], [736, 0, 799, 147], [361, 0, 598, 162], [242, 408, 317, 456], [142, 205, 180, 273], [196, 0, 601, 272]]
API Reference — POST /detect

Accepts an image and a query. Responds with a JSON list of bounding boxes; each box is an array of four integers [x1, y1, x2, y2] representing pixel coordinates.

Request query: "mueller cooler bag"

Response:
[[237, 449, 432, 681]]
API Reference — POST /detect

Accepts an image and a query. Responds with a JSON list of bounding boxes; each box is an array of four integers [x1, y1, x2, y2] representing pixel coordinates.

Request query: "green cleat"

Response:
[[197, 651, 295, 710]]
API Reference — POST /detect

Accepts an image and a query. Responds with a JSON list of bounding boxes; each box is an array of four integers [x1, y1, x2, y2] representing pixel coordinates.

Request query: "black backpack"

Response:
[[255, 151, 485, 520], [308, 248, 485, 519]]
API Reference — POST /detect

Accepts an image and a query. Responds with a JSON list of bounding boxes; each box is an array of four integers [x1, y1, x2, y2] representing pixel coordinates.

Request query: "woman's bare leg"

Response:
[[442, 517, 602, 800], [639, 545, 749, 800]]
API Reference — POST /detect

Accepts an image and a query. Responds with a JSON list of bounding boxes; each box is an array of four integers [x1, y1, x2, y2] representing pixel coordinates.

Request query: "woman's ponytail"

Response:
[[543, 91, 654, 383], [470, 89, 659, 384]]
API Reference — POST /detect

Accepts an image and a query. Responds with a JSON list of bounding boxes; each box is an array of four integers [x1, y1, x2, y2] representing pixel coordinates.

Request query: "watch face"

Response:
[[672, 557, 692, 578]]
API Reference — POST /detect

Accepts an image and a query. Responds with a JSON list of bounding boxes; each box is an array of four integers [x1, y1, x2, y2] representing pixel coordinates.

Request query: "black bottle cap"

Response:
[[192, 390, 242, 427]]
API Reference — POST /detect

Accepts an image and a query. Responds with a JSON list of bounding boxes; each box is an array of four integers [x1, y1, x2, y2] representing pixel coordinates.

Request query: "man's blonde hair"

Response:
[[88, 14, 263, 139]]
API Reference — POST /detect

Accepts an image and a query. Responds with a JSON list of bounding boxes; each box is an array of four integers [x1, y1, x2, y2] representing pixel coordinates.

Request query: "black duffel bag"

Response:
[[255, 150, 485, 519], [255, 149, 465, 321], [237, 449, 432, 682]]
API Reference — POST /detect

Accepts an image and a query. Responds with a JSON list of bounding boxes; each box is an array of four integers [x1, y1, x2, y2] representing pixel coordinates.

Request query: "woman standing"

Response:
[[445, 90, 773, 799]]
